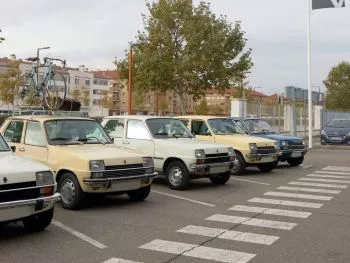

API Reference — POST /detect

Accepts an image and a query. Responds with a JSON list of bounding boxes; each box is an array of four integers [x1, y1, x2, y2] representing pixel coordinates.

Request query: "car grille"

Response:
[[204, 153, 230, 164], [104, 163, 147, 177], [257, 146, 276, 155], [289, 144, 305, 150], [0, 181, 40, 203]]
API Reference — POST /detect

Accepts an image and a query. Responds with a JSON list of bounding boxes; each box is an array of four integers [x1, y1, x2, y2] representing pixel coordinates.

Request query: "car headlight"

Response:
[[36, 171, 54, 186], [249, 143, 257, 154], [321, 130, 327, 136], [89, 160, 105, 171], [347, 132, 350, 137], [227, 147, 236, 161], [143, 157, 154, 174], [281, 140, 288, 149], [274, 142, 280, 150], [195, 149, 205, 159]]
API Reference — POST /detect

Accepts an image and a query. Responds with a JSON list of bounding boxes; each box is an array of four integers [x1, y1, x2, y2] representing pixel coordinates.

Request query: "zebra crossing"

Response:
[[103, 166, 350, 263]]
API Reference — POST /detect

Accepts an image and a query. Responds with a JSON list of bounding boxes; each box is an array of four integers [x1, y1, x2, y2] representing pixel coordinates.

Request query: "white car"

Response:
[[101, 116, 236, 190], [0, 133, 60, 231]]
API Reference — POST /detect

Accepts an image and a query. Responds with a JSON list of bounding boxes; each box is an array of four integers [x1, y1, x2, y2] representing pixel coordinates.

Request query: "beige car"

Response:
[[1, 116, 157, 210], [177, 116, 279, 174]]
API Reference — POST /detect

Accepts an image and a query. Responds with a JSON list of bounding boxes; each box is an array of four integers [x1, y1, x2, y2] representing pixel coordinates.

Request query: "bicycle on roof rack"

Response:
[[20, 56, 68, 111]]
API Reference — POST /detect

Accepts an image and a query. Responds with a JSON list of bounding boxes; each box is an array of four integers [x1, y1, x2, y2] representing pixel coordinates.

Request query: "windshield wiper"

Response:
[[154, 132, 169, 136], [50, 138, 83, 145]]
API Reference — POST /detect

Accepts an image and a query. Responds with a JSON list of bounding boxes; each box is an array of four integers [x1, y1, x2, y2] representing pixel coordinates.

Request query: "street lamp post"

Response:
[[128, 42, 142, 115], [36, 47, 50, 87]]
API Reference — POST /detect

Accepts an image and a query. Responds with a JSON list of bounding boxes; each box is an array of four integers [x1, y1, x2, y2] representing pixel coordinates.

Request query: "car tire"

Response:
[[209, 172, 231, 185], [231, 152, 246, 175], [58, 172, 85, 210], [23, 208, 54, 232], [165, 161, 190, 190], [258, 163, 275, 173], [128, 185, 151, 201], [287, 156, 304, 167]]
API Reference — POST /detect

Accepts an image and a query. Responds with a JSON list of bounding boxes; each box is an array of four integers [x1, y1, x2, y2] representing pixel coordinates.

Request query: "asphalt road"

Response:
[[1, 148, 350, 263]]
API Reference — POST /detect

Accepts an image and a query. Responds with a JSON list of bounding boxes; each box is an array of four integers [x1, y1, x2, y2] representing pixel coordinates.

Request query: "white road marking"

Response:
[[302, 164, 314, 169], [177, 225, 279, 245], [248, 198, 323, 208], [307, 174, 350, 179], [151, 190, 215, 207], [299, 177, 350, 184], [206, 214, 297, 230], [102, 258, 142, 263], [315, 171, 350, 175], [231, 178, 270, 185], [323, 166, 350, 172], [139, 239, 256, 263], [229, 205, 311, 218], [264, 191, 333, 201], [52, 220, 107, 249], [278, 186, 341, 194], [288, 181, 348, 189]]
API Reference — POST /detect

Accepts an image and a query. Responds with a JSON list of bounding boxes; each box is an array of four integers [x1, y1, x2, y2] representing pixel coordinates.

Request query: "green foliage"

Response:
[[195, 99, 209, 115], [80, 86, 90, 106], [115, 0, 252, 114], [323, 61, 350, 111], [133, 91, 145, 112], [159, 97, 169, 113], [210, 105, 224, 115], [0, 61, 24, 105]]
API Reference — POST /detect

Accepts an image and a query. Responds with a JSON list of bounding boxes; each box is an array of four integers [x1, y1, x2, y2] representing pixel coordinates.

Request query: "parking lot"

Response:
[[1, 148, 350, 263]]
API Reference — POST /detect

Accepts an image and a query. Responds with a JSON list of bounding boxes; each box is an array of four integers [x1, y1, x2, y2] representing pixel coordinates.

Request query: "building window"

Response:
[[75, 78, 79, 85], [85, 79, 90, 86]]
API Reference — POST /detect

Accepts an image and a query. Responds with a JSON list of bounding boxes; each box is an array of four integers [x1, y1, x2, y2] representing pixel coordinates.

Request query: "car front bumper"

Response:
[[0, 193, 61, 223], [321, 135, 350, 145], [189, 161, 235, 176], [279, 149, 307, 161], [245, 153, 278, 164]]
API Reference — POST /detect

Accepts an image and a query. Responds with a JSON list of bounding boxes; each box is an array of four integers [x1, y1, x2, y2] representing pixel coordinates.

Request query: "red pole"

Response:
[[128, 46, 132, 115]]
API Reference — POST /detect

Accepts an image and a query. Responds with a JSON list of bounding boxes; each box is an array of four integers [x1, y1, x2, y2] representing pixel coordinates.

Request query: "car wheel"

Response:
[[209, 172, 231, 185], [165, 161, 190, 190], [58, 172, 85, 210], [23, 208, 54, 232], [287, 156, 304, 167], [258, 163, 275, 173], [231, 152, 246, 175], [128, 185, 151, 201]]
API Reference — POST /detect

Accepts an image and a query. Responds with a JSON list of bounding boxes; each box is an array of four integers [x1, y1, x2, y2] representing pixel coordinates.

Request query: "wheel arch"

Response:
[[163, 157, 187, 173]]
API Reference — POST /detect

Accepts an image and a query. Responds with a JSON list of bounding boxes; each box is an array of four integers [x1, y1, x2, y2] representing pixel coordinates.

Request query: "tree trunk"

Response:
[[177, 92, 187, 115]]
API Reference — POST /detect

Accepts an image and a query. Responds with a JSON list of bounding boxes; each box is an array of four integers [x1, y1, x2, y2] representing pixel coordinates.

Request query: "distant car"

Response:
[[321, 119, 350, 145], [0, 133, 60, 231], [230, 118, 307, 167]]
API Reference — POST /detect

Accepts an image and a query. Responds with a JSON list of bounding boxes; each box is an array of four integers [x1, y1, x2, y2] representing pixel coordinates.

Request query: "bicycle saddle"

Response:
[[26, 57, 39, 62]]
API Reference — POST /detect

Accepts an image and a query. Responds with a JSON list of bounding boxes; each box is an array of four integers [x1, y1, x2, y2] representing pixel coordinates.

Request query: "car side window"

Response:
[[105, 119, 124, 138], [127, 120, 151, 140], [25, 122, 46, 147], [4, 121, 24, 143], [179, 119, 189, 127], [191, 120, 211, 136]]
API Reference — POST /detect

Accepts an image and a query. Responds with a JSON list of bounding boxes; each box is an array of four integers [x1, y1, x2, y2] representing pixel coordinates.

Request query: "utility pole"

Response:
[[127, 42, 142, 115]]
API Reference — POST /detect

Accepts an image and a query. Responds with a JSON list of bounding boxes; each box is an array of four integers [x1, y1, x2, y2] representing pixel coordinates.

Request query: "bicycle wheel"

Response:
[[21, 77, 42, 106], [44, 70, 67, 110]]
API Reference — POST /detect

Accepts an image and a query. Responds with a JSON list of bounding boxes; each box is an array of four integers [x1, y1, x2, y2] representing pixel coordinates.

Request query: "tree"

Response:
[[0, 61, 23, 105], [71, 88, 81, 101], [133, 91, 145, 112], [323, 61, 350, 111], [80, 86, 90, 106], [210, 104, 224, 115], [115, 0, 252, 114], [194, 99, 209, 115], [159, 97, 169, 114], [101, 90, 110, 108]]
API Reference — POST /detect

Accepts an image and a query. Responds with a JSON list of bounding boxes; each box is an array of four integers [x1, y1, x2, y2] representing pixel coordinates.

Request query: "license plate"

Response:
[[291, 152, 302, 158], [210, 166, 226, 174], [261, 157, 274, 162], [331, 137, 342, 141]]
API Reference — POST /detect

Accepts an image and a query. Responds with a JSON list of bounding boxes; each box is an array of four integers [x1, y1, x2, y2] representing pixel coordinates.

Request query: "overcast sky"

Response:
[[1, 0, 349, 95]]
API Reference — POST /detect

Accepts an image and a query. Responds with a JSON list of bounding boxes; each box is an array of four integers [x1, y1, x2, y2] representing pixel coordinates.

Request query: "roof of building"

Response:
[[93, 70, 120, 79]]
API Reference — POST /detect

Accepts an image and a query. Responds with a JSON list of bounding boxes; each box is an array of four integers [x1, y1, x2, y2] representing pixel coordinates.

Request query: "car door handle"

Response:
[[18, 147, 25, 152]]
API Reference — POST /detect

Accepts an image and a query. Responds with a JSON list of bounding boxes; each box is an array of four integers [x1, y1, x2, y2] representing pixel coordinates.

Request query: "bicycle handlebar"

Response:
[[43, 57, 66, 68]]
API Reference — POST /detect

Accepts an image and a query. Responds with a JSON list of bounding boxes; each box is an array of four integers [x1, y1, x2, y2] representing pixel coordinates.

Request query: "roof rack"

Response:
[[11, 107, 89, 118]]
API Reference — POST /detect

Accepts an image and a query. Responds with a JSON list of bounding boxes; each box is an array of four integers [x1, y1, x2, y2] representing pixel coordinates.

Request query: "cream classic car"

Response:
[[177, 116, 279, 174], [0, 132, 60, 231], [0, 116, 157, 210], [101, 116, 236, 190]]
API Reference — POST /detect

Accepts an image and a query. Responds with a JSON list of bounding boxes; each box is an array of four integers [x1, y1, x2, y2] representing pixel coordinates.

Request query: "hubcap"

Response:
[[168, 166, 183, 186], [60, 179, 76, 204], [231, 159, 241, 174]]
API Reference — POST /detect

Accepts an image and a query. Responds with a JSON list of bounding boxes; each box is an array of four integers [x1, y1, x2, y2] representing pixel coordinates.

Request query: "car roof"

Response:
[[104, 115, 178, 121], [7, 115, 94, 122], [176, 115, 229, 120]]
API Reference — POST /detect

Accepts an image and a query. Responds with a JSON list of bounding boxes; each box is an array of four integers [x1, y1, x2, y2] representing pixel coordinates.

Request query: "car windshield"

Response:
[[45, 119, 113, 145], [244, 119, 274, 133], [0, 134, 10, 151], [208, 118, 245, 135], [326, 119, 350, 128], [146, 118, 194, 139]]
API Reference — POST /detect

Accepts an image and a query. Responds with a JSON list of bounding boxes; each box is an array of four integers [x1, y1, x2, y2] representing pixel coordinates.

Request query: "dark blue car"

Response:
[[321, 119, 350, 145], [230, 118, 307, 166]]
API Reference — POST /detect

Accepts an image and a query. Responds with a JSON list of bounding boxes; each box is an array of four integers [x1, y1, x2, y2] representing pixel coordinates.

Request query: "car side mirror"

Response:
[[10, 146, 16, 152]]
